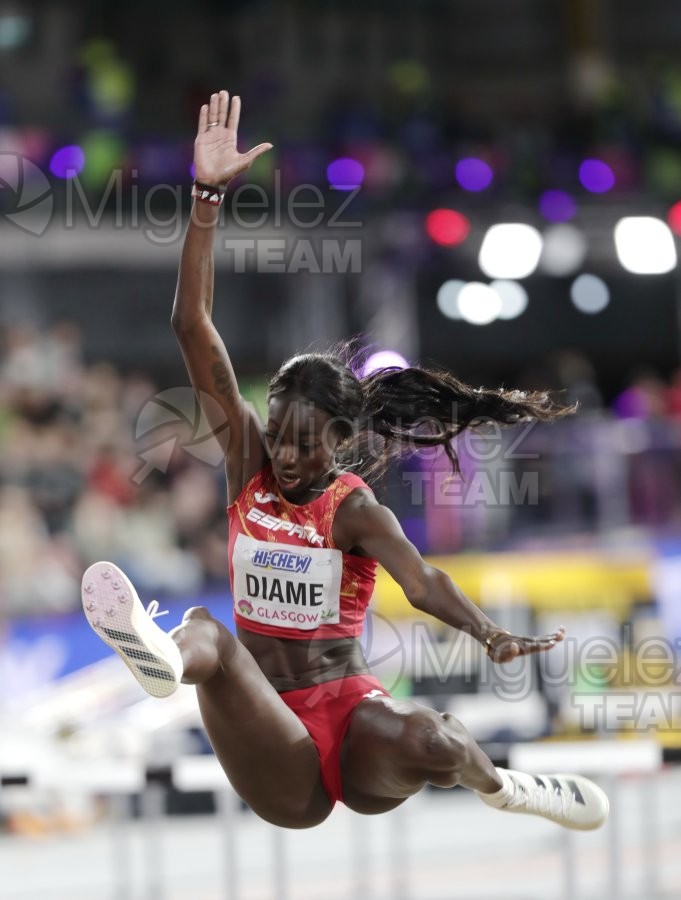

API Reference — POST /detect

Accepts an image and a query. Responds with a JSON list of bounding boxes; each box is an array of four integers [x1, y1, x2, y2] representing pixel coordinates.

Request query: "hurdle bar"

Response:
[[1, 756, 143, 900], [509, 739, 663, 900], [1, 740, 667, 900], [172, 755, 245, 900]]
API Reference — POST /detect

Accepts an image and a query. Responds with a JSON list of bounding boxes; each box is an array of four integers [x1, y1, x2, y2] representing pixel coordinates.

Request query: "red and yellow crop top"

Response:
[[227, 462, 377, 639]]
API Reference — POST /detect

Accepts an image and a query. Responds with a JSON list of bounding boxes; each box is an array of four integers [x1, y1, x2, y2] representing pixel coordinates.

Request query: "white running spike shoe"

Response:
[[477, 768, 609, 831], [81, 561, 184, 698]]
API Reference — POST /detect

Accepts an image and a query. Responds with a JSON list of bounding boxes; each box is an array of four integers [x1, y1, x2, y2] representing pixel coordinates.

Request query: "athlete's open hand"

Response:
[[194, 90, 272, 187], [485, 625, 565, 664]]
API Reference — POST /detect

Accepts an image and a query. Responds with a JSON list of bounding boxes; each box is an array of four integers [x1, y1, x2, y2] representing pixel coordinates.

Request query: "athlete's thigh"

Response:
[[340, 695, 446, 808], [196, 639, 331, 828]]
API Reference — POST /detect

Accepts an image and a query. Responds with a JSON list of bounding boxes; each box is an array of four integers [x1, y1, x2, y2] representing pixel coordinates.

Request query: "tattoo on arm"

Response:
[[211, 360, 233, 398], [210, 345, 236, 400]]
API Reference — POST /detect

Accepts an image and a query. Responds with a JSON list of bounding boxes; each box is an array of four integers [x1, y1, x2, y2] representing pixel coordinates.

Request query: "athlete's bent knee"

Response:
[[172, 606, 233, 683], [182, 605, 214, 624], [401, 712, 468, 784]]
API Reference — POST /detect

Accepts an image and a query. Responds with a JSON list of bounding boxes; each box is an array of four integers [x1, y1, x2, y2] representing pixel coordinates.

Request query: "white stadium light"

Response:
[[490, 280, 528, 320], [570, 273, 610, 314], [539, 224, 587, 276], [614, 216, 677, 275], [458, 282, 502, 325], [479, 223, 543, 279], [436, 279, 465, 319]]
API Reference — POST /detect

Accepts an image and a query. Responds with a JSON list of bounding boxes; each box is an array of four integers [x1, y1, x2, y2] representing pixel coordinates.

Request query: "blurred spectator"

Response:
[[666, 368, 681, 418], [0, 322, 219, 614], [2, 319, 681, 616], [552, 350, 604, 414], [612, 372, 668, 419]]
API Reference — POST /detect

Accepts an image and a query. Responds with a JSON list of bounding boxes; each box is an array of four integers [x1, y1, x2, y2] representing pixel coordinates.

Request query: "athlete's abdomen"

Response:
[[237, 626, 370, 692]]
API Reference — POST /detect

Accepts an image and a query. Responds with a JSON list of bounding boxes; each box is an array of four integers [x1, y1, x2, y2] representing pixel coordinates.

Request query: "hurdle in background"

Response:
[[0, 739, 666, 900]]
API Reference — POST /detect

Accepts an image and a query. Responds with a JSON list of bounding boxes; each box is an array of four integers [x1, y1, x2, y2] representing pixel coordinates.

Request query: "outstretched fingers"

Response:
[[207, 91, 220, 128], [492, 626, 565, 662], [218, 89, 229, 127], [521, 637, 557, 656], [194, 91, 273, 182], [227, 94, 241, 133], [244, 141, 274, 167], [516, 628, 566, 657]]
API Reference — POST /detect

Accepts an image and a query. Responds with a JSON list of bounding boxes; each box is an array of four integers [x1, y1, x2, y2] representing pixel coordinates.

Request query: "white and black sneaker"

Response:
[[476, 768, 609, 831], [81, 561, 183, 698]]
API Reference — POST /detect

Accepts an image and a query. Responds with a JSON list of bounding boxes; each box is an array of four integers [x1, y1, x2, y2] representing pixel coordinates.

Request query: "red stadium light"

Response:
[[425, 209, 470, 246], [667, 201, 681, 236]]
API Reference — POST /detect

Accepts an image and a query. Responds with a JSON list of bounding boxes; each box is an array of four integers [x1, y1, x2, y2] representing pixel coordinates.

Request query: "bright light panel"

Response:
[[570, 274, 610, 314], [479, 224, 543, 279], [363, 350, 409, 376], [490, 280, 528, 319], [614, 217, 677, 275], [458, 282, 502, 325], [436, 280, 465, 318], [540, 224, 587, 276]]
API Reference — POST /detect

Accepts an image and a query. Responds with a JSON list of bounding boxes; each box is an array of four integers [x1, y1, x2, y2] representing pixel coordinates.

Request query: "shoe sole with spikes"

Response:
[[81, 561, 183, 698]]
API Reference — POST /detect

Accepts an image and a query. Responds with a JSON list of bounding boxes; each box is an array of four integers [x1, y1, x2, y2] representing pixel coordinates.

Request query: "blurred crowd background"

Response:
[[0, 0, 681, 728], [2, 320, 681, 615], [3, 4, 681, 895]]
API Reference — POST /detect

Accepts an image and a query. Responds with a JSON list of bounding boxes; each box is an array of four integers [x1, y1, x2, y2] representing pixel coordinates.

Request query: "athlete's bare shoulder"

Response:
[[332, 484, 389, 555], [341, 482, 376, 505]]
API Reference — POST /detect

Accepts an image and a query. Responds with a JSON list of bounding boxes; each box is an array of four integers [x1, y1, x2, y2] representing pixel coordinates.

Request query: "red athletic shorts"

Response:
[[279, 674, 390, 806]]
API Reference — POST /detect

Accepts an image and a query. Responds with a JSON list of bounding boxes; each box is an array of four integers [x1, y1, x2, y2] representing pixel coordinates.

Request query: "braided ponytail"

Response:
[[267, 344, 576, 480], [358, 366, 575, 477]]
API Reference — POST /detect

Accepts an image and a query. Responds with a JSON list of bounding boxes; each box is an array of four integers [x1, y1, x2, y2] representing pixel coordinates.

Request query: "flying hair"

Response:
[[266, 340, 577, 481]]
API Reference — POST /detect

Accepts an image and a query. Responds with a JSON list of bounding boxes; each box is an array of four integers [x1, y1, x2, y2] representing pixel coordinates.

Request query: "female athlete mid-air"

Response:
[[82, 91, 608, 831]]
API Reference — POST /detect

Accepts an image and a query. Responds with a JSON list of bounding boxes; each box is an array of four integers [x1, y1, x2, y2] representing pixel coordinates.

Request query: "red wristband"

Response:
[[192, 180, 226, 206]]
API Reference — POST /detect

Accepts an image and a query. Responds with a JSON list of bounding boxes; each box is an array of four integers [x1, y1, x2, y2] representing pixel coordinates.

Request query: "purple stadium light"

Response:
[[362, 350, 409, 377], [49, 145, 85, 179], [327, 157, 365, 190], [579, 159, 615, 194], [539, 189, 577, 223], [455, 157, 493, 192]]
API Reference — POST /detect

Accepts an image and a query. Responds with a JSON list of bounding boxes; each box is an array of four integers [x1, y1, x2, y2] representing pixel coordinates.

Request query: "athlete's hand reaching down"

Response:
[[194, 90, 273, 187], [484, 625, 566, 664]]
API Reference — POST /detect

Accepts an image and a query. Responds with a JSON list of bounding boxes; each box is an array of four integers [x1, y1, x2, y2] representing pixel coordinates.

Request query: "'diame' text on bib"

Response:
[[232, 533, 343, 630]]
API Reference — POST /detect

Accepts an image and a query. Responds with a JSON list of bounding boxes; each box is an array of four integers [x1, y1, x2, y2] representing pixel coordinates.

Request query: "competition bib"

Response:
[[232, 533, 342, 631]]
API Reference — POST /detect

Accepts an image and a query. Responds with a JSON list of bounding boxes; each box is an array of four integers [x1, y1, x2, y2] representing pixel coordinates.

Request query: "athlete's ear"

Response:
[[326, 414, 354, 442]]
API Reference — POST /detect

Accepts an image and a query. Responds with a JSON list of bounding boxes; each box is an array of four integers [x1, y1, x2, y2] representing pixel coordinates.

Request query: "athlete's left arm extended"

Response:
[[334, 490, 564, 663]]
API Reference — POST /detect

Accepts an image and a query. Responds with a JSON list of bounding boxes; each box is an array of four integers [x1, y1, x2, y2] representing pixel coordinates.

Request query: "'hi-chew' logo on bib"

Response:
[[232, 534, 342, 630]]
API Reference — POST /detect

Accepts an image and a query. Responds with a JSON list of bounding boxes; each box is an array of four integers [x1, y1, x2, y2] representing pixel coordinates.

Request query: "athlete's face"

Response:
[[265, 394, 341, 502]]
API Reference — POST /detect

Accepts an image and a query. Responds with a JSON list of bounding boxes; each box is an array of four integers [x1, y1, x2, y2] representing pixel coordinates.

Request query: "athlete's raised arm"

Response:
[[171, 90, 273, 501]]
